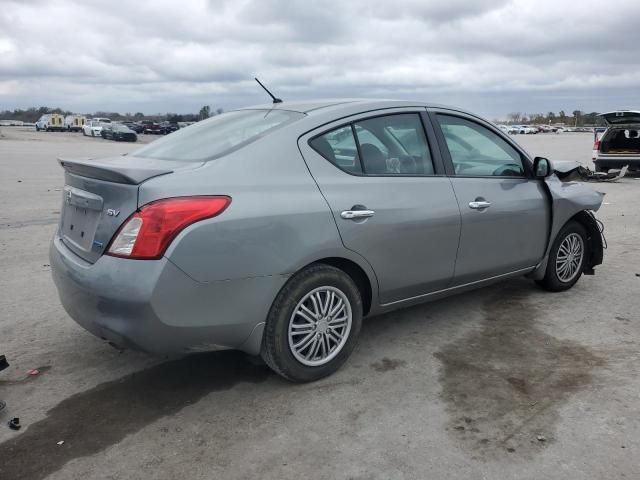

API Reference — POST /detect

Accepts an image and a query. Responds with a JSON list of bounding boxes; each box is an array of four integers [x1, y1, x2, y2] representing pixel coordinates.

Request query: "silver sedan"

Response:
[[50, 99, 604, 382]]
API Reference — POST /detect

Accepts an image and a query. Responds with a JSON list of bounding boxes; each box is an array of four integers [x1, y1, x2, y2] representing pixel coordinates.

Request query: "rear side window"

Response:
[[310, 113, 435, 175], [309, 126, 362, 173], [134, 109, 304, 162]]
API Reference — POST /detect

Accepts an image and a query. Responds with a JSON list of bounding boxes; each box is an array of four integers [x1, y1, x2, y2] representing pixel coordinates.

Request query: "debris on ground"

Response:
[[554, 161, 630, 182], [26, 369, 39, 376], [57, 440, 64, 446], [0, 355, 8, 372], [0, 356, 7, 414], [8, 418, 21, 430], [536, 435, 547, 442]]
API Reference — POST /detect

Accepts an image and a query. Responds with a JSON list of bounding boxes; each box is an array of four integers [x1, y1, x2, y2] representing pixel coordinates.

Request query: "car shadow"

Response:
[[0, 351, 270, 480]]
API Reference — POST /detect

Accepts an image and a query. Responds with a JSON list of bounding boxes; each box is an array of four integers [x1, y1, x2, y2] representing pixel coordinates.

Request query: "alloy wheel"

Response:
[[555, 233, 584, 282], [288, 286, 352, 367]]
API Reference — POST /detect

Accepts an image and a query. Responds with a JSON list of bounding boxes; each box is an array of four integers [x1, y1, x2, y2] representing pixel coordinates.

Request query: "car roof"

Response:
[[237, 98, 468, 114], [235, 98, 490, 131]]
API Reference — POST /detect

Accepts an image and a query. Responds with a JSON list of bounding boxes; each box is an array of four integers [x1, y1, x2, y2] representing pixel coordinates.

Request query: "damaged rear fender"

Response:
[[529, 175, 605, 280]]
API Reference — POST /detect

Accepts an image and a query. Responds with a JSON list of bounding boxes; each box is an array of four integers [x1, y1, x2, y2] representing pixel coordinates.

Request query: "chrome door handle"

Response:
[[341, 210, 375, 220], [468, 201, 491, 210]]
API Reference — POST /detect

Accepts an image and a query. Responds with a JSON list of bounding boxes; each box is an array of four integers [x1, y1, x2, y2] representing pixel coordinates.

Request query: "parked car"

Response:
[[50, 99, 605, 382], [122, 122, 144, 134], [141, 121, 163, 134], [593, 110, 640, 172], [506, 125, 520, 134], [82, 120, 106, 137], [100, 123, 138, 142], [64, 115, 86, 132], [35, 114, 65, 131], [520, 125, 538, 134], [159, 121, 180, 134]]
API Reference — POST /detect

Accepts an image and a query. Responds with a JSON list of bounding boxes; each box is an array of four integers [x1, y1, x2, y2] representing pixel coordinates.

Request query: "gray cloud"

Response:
[[1, 0, 639, 118]]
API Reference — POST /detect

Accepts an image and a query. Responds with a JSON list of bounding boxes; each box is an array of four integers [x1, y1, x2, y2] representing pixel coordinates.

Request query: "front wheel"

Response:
[[261, 264, 362, 382], [537, 221, 588, 292]]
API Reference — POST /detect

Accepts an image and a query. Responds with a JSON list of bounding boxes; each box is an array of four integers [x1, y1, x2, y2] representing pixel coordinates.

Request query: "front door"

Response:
[[432, 111, 550, 285], [299, 110, 461, 304]]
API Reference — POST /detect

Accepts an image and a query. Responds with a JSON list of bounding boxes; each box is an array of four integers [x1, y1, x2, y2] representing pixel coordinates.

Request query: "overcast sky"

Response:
[[1, 0, 639, 118]]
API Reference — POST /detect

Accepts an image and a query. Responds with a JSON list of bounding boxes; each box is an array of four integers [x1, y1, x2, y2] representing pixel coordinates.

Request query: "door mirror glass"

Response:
[[533, 157, 551, 178]]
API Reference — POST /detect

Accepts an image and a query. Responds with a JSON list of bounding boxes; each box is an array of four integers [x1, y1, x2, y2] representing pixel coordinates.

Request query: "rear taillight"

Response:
[[106, 196, 231, 260], [592, 139, 601, 160]]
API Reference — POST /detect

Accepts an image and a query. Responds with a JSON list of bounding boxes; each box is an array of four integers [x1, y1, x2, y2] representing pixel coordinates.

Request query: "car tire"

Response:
[[261, 264, 363, 382], [537, 221, 588, 292]]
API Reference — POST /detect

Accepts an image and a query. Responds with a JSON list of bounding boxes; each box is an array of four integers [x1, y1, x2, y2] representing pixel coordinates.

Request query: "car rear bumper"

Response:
[[594, 157, 640, 170], [50, 234, 286, 356]]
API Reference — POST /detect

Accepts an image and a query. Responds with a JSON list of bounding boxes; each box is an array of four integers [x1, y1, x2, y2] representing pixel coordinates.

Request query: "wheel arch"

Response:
[[307, 257, 374, 316], [240, 255, 375, 357], [529, 209, 604, 280], [569, 210, 604, 274]]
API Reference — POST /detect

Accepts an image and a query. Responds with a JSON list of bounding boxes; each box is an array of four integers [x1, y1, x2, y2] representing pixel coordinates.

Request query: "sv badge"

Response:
[[106, 208, 120, 217]]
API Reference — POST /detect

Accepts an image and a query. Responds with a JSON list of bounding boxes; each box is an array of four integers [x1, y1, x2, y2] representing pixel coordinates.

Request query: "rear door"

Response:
[[430, 109, 550, 285], [298, 109, 461, 305]]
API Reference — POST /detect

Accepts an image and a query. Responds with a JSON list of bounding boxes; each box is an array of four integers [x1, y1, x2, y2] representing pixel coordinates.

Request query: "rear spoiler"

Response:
[[58, 156, 176, 184]]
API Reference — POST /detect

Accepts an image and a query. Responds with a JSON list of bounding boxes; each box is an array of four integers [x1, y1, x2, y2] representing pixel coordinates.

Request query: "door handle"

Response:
[[341, 209, 375, 220], [468, 201, 491, 210]]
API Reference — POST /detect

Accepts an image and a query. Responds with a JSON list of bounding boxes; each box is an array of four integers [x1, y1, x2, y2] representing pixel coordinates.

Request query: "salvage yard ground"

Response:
[[0, 128, 639, 480]]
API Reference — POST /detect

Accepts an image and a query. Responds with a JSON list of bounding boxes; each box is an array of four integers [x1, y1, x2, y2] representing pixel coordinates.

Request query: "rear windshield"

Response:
[[133, 109, 304, 162]]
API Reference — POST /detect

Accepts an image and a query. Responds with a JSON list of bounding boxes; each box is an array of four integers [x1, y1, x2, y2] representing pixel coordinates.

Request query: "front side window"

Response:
[[437, 114, 525, 177], [134, 109, 304, 162], [310, 113, 434, 175]]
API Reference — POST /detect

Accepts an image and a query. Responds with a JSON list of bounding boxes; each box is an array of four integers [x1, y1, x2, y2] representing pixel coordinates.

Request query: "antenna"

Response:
[[254, 77, 283, 104]]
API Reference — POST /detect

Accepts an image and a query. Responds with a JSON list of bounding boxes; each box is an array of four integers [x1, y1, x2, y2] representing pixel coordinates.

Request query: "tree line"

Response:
[[0, 105, 223, 123], [502, 110, 606, 126]]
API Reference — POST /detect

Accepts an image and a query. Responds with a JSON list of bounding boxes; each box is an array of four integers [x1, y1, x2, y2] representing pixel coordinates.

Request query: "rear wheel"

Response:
[[261, 264, 362, 382], [537, 221, 587, 292]]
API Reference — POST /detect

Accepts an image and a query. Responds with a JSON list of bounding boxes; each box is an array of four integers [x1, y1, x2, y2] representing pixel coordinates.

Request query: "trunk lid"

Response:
[[599, 110, 640, 125], [57, 155, 202, 263]]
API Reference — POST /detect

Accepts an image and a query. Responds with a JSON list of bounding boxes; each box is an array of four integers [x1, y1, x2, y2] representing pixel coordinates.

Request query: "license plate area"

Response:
[[62, 206, 101, 250], [61, 186, 103, 252]]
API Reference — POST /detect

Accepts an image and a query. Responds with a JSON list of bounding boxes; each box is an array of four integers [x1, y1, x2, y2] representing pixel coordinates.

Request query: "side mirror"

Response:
[[533, 157, 552, 178]]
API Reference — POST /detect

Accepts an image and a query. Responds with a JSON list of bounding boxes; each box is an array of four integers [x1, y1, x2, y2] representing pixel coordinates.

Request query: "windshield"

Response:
[[133, 109, 304, 162]]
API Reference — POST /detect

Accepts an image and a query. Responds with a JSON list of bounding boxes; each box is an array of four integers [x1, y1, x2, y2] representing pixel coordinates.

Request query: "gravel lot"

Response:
[[0, 127, 638, 480]]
